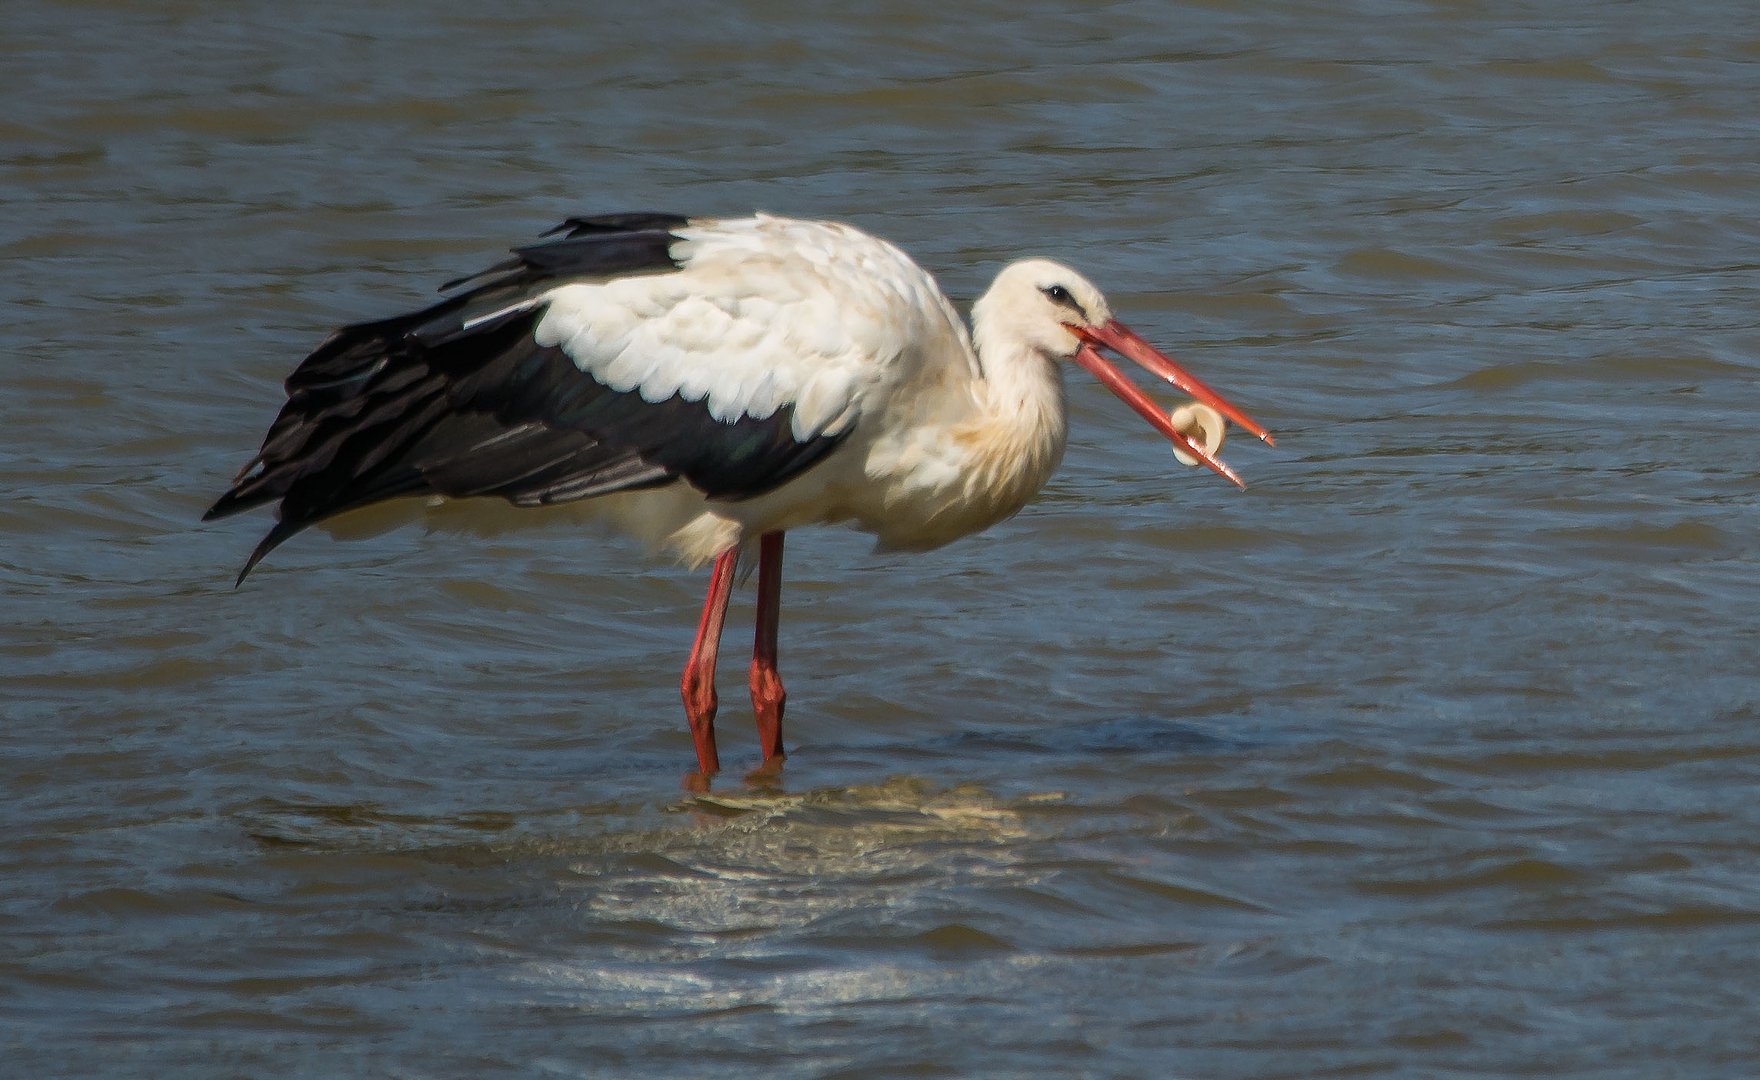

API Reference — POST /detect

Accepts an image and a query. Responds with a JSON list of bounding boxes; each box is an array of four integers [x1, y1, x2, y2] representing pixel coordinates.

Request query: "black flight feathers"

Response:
[[206, 213, 850, 583]]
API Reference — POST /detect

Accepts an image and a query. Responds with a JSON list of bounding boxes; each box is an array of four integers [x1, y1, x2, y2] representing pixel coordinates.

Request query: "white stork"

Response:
[[207, 212, 1272, 782]]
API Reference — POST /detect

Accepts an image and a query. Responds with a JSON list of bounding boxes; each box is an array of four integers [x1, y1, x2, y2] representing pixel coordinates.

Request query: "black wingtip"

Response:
[[231, 519, 302, 589], [232, 547, 268, 589], [204, 488, 270, 524]]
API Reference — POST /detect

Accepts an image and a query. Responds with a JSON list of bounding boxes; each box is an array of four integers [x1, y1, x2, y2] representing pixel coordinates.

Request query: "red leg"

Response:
[[681, 547, 738, 778], [749, 531, 787, 764]]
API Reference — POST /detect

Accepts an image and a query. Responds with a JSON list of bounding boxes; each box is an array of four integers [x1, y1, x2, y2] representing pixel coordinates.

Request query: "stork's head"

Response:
[[976, 258, 1274, 488], [975, 259, 1115, 359]]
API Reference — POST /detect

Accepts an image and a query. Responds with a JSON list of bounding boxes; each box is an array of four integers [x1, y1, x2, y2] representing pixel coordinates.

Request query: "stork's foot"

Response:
[[743, 753, 786, 787]]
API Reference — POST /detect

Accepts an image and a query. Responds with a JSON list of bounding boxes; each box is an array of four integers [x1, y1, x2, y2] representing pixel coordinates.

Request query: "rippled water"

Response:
[[6, 1, 1760, 1076]]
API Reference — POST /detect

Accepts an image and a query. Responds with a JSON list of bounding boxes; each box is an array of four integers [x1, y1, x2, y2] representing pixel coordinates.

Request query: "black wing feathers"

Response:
[[207, 214, 850, 582], [438, 213, 690, 293]]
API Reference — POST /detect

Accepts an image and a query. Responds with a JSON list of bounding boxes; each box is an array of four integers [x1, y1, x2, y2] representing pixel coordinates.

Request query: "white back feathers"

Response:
[[533, 215, 968, 443]]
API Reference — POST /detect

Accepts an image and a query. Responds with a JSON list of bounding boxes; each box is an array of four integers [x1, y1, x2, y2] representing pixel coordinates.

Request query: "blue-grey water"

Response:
[[5, 1, 1759, 1076]]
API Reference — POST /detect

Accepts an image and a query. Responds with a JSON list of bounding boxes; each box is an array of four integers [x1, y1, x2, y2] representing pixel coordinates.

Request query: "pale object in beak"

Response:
[[1168, 402, 1226, 468], [1067, 319, 1269, 489]]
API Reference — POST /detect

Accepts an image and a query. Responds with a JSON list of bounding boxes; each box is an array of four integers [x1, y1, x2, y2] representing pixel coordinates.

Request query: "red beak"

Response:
[[1068, 320, 1272, 489]]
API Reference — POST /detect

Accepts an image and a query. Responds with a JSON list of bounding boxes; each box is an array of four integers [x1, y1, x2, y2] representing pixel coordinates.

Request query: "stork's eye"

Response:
[[1040, 283, 1088, 320]]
